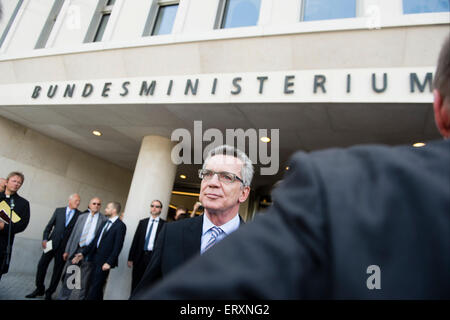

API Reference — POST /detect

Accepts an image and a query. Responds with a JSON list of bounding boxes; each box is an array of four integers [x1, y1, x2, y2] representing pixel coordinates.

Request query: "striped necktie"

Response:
[[204, 226, 224, 252]]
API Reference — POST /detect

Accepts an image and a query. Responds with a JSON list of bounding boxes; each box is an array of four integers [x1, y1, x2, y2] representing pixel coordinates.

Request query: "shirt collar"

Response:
[[202, 212, 240, 236], [150, 215, 160, 223], [108, 215, 119, 224], [66, 206, 74, 214]]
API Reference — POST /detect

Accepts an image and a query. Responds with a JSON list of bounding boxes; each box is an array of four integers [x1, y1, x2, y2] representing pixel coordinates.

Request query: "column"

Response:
[[104, 135, 177, 300]]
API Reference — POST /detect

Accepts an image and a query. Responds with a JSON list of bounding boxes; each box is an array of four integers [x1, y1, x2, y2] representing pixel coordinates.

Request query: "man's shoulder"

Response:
[[166, 215, 202, 232], [292, 139, 450, 175]]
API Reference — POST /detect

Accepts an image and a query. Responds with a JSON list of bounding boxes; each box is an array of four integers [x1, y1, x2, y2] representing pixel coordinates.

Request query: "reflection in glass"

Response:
[[303, 0, 356, 21], [222, 0, 261, 29]]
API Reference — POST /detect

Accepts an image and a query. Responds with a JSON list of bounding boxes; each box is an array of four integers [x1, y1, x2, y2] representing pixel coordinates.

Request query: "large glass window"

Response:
[[220, 0, 261, 29], [302, 0, 356, 21], [403, 0, 450, 14], [152, 4, 179, 35]]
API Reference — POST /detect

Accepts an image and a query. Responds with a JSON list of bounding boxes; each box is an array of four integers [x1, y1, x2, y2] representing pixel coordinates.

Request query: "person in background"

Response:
[[174, 207, 188, 221], [58, 197, 107, 300], [26, 194, 81, 300], [0, 172, 30, 282], [127, 200, 165, 292], [72, 201, 126, 300]]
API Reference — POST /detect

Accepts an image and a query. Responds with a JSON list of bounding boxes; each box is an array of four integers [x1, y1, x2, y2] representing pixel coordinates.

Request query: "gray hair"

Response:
[[203, 145, 254, 187]]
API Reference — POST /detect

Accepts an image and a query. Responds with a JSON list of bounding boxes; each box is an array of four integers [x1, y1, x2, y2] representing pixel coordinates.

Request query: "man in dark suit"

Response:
[[133, 36, 450, 299], [130, 145, 253, 299], [127, 200, 165, 292], [72, 201, 126, 300], [0, 172, 30, 282], [26, 193, 81, 300]]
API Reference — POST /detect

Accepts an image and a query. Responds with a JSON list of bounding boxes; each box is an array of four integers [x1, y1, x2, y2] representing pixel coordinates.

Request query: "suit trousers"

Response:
[[131, 251, 153, 293], [86, 263, 110, 300], [58, 259, 93, 300], [35, 244, 65, 294]]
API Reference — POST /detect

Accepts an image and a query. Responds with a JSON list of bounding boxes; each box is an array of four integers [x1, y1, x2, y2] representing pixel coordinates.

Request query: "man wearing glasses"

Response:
[[58, 197, 107, 300], [128, 200, 166, 292], [131, 145, 252, 299]]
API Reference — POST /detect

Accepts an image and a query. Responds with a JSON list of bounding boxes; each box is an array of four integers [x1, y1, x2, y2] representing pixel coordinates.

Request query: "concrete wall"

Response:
[[0, 114, 133, 274]]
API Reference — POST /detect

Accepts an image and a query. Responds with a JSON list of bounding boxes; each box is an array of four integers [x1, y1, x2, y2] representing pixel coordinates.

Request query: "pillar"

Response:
[[104, 135, 177, 299]]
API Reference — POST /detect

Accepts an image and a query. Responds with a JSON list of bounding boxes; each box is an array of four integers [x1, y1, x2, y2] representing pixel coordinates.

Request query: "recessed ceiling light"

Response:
[[92, 130, 102, 136], [260, 137, 271, 143], [285, 166, 290, 171], [413, 142, 426, 148], [180, 174, 187, 179]]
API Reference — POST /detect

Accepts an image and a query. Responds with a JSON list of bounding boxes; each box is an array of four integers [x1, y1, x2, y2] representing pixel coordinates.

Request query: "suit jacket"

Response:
[[81, 217, 126, 268], [0, 192, 30, 274], [128, 217, 165, 264], [43, 207, 81, 251], [64, 211, 107, 258], [136, 139, 450, 299], [131, 214, 245, 298]]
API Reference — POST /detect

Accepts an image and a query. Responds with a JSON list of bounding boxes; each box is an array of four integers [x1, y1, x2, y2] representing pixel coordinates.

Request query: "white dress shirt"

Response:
[[145, 216, 160, 251], [79, 210, 100, 247], [200, 212, 240, 254]]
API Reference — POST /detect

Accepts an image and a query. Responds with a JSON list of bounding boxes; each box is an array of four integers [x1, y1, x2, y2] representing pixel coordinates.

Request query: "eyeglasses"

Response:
[[92, 203, 101, 206], [198, 169, 244, 184], [151, 205, 162, 208]]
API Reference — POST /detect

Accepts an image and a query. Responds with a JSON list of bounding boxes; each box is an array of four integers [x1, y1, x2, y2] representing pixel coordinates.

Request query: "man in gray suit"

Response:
[[135, 36, 450, 299], [58, 197, 107, 300]]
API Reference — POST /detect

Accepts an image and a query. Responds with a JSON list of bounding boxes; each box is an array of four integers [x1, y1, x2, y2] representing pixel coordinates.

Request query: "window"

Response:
[[143, 1, 179, 36], [35, 0, 65, 49], [302, 0, 356, 21], [403, 0, 450, 14], [0, 0, 24, 49], [215, 0, 261, 29], [84, 0, 116, 43], [153, 4, 179, 35]]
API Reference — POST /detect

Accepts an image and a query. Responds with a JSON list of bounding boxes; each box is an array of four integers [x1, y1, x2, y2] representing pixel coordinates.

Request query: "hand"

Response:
[[0, 221, 4, 231], [63, 252, 69, 261], [102, 263, 111, 271], [71, 253, 83, 265], [127, 261, 133, 268], [42, 241, 47, 249]]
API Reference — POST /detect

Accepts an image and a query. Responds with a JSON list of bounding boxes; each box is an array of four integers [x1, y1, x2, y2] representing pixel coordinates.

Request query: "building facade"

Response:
[[0, 0, 448, 299]]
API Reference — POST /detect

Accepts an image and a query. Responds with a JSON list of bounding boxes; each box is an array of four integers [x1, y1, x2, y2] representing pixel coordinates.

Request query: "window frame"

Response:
[[0, 0, 24, 49], [35, 0, 65, 49], [142, 0, 179, 37], [84, 0, 116, 43]]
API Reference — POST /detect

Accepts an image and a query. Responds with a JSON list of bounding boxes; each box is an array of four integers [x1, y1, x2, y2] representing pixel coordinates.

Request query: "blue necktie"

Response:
[[204, 226, 224, 252], [65, 209, 74, 227], [144, 219, 155, 251]]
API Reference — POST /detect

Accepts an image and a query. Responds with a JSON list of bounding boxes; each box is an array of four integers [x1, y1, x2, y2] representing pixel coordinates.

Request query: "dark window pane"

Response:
[[222, 0, 261, 29], [93, 13, 110, 42], [303, 0, 356, 21], [403, 0, 449, 14], [152, 4, 179, 35], [107, 0, 116, 6]]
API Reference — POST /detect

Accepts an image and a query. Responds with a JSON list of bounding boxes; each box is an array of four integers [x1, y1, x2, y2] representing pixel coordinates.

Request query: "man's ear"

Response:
[[433, 89, 450, 138], [239, 186, 250, 203]]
